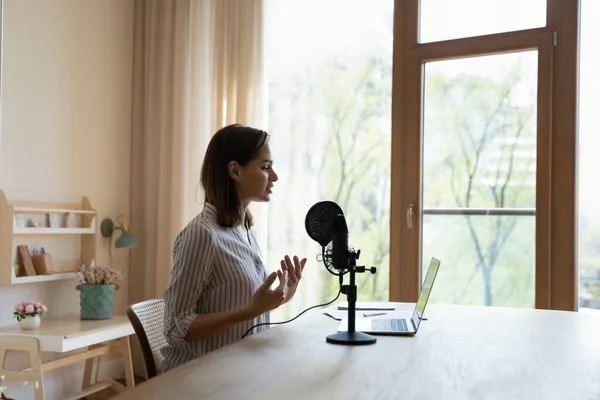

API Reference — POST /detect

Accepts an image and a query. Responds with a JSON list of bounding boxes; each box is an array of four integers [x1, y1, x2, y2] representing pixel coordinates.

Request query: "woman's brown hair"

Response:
[[200, 124, 269, 228]]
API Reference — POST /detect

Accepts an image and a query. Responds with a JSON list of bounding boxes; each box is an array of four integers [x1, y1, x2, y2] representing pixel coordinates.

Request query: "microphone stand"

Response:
[[326, 250, 377, 345]]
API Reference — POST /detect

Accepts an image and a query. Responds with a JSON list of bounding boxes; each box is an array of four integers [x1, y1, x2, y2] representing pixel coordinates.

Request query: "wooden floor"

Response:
[[86, 376, 146, 400]]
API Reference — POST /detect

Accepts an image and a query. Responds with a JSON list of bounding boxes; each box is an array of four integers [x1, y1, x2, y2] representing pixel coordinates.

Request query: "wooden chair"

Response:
[[126, 298, 167, 380], [0, 336, 44, 400]]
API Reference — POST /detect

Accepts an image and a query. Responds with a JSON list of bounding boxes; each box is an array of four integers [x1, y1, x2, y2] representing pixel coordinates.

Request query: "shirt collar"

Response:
[[203, 202, 218, 220]]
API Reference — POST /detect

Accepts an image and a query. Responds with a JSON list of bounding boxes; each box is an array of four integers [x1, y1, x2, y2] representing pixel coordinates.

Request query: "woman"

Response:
[[161, 124, 306, 372]]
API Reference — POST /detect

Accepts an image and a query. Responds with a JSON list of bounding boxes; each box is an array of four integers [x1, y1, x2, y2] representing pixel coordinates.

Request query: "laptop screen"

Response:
[[410, 257, 441, 331]]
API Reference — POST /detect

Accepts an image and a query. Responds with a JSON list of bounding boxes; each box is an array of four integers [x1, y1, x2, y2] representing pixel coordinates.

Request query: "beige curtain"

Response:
[[129, 0, 265, 303], [212, 0, 264, 131], [211, 0, 268, 253]]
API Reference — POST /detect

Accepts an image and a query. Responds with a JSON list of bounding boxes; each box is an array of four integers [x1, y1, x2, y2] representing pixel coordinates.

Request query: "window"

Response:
[[422, 51, 538, 307], [264, 0, 394, 319], [578, 0, 600, 314], [419, 0, 546, 43], [393, 0, 560, 308], [262, 0, 579, 315]]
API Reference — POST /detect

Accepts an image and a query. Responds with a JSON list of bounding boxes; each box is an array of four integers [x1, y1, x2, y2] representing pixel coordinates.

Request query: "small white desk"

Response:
[[0, 314, 135, 400]]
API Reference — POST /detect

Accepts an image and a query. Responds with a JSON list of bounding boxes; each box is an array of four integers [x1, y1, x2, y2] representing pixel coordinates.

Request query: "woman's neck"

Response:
[[239, 199, 250, 219], [236, 204, 248, 228]]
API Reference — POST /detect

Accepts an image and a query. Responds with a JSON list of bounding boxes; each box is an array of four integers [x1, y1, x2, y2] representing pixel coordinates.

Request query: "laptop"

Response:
[[337, 257, 441, 336]]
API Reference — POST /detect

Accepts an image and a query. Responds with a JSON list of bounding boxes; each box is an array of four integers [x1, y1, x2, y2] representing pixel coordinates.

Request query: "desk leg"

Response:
[[82, 357, 94, 390], [120, 336, 135, 388], [82, 344, 102, 390]]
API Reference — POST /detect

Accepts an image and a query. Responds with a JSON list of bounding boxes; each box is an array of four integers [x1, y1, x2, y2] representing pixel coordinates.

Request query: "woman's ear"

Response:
[[228, 161, 240, 182]]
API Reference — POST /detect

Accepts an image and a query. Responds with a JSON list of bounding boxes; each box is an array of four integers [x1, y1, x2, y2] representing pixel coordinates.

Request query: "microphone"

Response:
[[332, 214, 349, 270], [305, 200, 377, 346]]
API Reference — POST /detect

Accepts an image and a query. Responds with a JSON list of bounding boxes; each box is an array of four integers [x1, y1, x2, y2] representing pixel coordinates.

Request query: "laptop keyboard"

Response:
[[372, 318, 409, 332]]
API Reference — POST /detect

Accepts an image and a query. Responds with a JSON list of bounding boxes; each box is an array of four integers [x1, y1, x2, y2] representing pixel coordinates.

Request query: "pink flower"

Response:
[[25, 304, 34, 313], [35, 307, 42, 313], [34, 302, 42, 309], [15, 304, 24, 312]]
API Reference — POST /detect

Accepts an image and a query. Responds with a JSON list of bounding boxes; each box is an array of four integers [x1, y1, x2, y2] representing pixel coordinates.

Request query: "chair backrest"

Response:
[[126, 298, 167, 379], [0, 336, 45, 400]]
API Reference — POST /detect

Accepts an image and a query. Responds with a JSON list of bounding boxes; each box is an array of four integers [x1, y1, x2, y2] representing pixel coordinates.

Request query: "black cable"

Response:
[[241, 284, 343, 339]]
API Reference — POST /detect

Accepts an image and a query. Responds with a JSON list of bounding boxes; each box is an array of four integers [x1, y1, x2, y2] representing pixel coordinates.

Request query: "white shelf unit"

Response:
[[14, 227, 96, 235], [11, 271, 79, 285], [0, 190, 97, 286]]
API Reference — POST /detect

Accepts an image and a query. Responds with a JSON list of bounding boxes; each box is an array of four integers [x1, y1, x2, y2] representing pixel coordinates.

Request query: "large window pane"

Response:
[[578, 0, 600, 314], [422, 51, 538, 308], [419, 0, 546, 43], [264, 0, 393, 320], [423, 215, 535, 307]]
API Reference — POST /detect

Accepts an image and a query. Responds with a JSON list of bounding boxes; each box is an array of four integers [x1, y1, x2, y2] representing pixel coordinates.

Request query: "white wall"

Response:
[[0, 1, 134, 399]]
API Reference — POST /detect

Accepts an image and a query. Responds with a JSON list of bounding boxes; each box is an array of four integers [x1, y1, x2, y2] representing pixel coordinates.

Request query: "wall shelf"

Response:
[[0, 190, 97, 286], [11, 271, 79, 285], [13, 206, 96, 215], [14, 226, 96, 235]]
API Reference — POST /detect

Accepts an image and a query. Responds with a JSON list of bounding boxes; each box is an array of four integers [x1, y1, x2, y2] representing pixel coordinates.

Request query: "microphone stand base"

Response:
[[326, 331, 377, 345]]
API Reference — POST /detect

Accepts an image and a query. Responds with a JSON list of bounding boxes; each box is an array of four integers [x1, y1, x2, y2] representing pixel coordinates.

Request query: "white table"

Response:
[[111, 303, 600, 400], [0, 314, 135, 400]]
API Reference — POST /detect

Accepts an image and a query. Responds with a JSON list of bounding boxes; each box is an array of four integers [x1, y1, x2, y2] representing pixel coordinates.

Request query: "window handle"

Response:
[[407, 203, 415, 229]]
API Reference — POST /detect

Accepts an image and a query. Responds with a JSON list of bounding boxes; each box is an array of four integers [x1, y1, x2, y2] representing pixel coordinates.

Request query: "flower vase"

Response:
[[19, 314, 41, 330], [76, 284, 117, 320]]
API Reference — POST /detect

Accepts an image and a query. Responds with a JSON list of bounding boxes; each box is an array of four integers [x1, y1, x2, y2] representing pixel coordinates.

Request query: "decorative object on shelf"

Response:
[[13, 214, 25, 228], [13, 300, 47, 330], [76, 262, 123, 320], [31, 247, 54, 275], [16, 245, 36, 277], [63, 212, 78, 228], [47, 213, 61, 228]]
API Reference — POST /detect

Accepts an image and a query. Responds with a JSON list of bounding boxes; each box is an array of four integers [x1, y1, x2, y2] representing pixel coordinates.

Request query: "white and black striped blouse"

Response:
[[160, 202, 270, 372]]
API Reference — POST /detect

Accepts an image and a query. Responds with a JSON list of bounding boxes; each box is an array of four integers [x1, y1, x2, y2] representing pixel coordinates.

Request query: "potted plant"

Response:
[[76, 263, 123, 320], [13, 300, 47, 330]]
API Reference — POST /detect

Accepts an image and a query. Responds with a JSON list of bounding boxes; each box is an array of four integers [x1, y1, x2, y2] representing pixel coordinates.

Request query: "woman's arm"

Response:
[[185, 271, 288, 342], [163, 224, 216, 346], [184, 305, 255, 341], [184, 271, 287, 341], [163, 223, 289, 344]]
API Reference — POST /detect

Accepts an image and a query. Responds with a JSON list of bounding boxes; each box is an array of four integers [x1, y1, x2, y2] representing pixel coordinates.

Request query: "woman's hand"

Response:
[[244, 255, 305, 318], [246, 271, 288, 317], [279, 255, 306, 304]]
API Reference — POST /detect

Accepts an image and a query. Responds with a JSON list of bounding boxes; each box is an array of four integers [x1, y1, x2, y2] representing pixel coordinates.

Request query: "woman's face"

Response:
[[234, 143, 278, 205]]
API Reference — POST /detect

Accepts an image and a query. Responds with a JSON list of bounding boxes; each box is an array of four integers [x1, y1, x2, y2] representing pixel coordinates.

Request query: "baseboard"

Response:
[[2, 354, 124, 400]]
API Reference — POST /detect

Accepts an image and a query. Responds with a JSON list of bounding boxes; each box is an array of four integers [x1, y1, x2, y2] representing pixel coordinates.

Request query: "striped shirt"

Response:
[[161, 202, 270, 372]]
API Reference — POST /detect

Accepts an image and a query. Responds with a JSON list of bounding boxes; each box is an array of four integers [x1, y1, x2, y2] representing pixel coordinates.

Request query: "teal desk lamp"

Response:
[[101, 215, 140, 249]]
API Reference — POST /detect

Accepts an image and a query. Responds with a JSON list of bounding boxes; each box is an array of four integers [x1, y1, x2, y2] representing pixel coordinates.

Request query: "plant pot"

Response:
[[19, 314, 41, 330], [76, 284, 117, 320]]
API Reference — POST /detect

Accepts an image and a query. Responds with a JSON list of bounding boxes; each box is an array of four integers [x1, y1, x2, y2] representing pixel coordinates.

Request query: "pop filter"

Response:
[[305, 201, 344, 247]]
